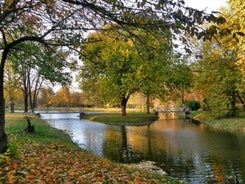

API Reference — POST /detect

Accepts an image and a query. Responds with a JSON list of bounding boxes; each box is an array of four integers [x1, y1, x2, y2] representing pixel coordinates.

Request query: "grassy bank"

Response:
[[83, 112, 158, 126], [84, 110, 245, 134], [1, 112, 184, 183], [192, 111, 245, 133]]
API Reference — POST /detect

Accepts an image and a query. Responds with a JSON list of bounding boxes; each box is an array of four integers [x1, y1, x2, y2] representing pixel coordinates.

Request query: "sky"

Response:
[[184, 0, 228, 12]]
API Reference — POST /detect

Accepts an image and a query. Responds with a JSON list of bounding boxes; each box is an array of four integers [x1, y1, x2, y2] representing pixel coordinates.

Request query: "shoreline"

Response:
[[191, 112, 245, 134], [84, 111, 245, 134], [2, 112, 184, 183]]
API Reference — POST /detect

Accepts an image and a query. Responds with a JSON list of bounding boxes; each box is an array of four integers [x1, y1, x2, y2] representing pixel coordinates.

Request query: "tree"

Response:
[[0, 0, 230, 153], [192, 0, 244, 117], [194, 40, 243, 117], [225, 0, 245, 76], [222, 0, 245, 109], [80, 24, 181, 115], [80, 25, 141, 115], [9, 42, 72, 112], [38, 87, 55, 108], [55, 86, 71, 107], [133, 29, 174, 113], [167, 59, 193, 104], [4, 62, 22, 113]]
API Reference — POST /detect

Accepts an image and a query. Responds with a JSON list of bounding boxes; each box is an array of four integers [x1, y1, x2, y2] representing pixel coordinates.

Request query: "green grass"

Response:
[[83, 112, 158, 126], [5, 112, 75, 146], [192, 111, 245, 133]]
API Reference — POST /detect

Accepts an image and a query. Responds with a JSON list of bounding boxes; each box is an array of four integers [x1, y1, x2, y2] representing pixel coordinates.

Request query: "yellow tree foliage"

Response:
[[222, 0, 245, 77], [55, 86, 71, 107]]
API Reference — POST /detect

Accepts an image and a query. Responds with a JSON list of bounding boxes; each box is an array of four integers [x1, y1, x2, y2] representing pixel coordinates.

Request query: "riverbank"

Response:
[[1, 113, 184, 183], [84, 110, 245, 134], [191, 111, 245, 133], [83, 112, 158, 126]]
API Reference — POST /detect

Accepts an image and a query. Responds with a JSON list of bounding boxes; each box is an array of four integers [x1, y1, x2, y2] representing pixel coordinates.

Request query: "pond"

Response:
[[40, 112, 245, 184]]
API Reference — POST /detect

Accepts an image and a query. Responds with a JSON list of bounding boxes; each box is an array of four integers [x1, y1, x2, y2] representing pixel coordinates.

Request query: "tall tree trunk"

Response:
[[10, 102, 15, 113], [30, 77, 43, 113], [146, 93, 150, 114], [0, 50, 8, 153], [28, 71, 33, 113], [0, 88, 7, 153], [230, 91, 236, 116], [24, 89, 28, 113], [23, 71, 29, 113], [121, 97, 128, 116]]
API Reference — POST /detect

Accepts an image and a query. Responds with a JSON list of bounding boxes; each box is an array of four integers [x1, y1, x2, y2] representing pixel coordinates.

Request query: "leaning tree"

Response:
[[0, 0, 228, 153]]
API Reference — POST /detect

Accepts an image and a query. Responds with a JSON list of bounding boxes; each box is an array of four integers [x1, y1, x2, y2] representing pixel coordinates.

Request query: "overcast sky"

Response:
[[184, 0, 227, 12]]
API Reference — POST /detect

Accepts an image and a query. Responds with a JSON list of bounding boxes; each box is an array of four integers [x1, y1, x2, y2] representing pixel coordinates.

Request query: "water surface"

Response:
[[41, 113, 245, 184]]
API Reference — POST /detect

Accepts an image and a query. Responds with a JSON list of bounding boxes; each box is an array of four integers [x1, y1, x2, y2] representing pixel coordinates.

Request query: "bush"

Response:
[[0, 140, 18, 163], [206, 93, 230, 118], [185, 100, 201, 111]]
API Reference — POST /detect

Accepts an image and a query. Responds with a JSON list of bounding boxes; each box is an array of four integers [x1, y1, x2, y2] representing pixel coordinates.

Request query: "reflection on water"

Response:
[[41, 113, 245, 184]]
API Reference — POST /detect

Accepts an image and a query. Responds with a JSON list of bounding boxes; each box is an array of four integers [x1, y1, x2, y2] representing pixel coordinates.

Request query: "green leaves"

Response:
[[80, 26, 141, 110], [193, 0, 245, 117], [194, 39, 243, 117]]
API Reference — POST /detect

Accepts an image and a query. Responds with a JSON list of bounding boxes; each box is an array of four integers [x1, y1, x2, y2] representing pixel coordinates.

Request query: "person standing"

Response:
[[183, 104, 189, 120]]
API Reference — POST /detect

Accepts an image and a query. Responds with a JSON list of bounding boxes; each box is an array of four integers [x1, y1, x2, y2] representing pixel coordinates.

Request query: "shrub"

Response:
[[184, 100, 201, 111], [0, 140, 18, 164]]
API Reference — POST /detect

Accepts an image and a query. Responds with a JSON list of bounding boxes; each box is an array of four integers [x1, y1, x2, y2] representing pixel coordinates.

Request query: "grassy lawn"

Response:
[[83, 112, 158, 126], [1, 112, 184, 183], [192, 111, 245, 133]]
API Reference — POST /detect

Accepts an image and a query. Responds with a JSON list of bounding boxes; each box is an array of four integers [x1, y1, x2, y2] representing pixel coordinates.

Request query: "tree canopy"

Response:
[[192, 0, 244, 117], [79, 23, 180, 115], [80, 25, 141, 115], [0, 0, 232, 153]]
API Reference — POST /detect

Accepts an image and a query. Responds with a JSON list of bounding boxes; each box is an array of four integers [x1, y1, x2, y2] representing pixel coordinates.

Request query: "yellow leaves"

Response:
[[93, 175, 104, 182], [2, 0, 13, 11], [137, 18, 143, 25]]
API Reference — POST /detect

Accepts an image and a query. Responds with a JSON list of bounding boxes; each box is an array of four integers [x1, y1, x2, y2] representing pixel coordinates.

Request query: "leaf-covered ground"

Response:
[[1, 113, 184, 183]]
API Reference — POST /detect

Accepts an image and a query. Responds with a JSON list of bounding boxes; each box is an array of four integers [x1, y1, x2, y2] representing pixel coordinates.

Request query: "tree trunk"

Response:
[[10, 102, 15, 113], [146, 94, 150, 114], [230, 91, 236, 116], [237, 91, 245, 110], [30, 77, 43, 113], [0, 96, 7, 153], [0, 51, 8, 153], [121, 97, 128, 116], [24, 89, 28, 113]]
